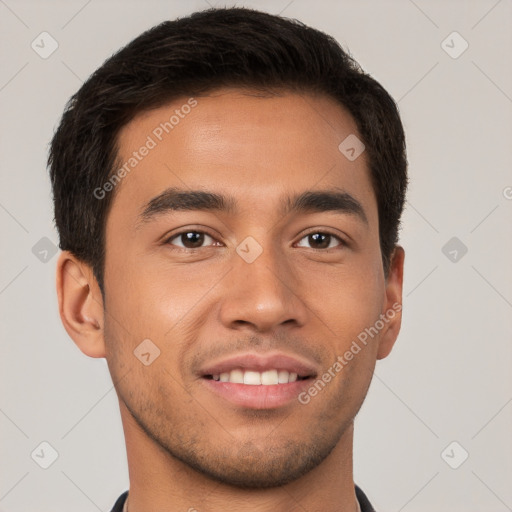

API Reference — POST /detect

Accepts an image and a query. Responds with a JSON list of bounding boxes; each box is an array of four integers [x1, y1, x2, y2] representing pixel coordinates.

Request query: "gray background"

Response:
[[1, 0, 511, 510]]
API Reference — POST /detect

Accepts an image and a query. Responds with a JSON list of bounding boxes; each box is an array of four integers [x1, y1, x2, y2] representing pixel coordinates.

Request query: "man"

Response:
[[49, 7, 406, 511]]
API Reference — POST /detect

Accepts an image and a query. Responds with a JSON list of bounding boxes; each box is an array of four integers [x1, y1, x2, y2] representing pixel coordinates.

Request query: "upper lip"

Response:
[[198, 351, 319, 378]]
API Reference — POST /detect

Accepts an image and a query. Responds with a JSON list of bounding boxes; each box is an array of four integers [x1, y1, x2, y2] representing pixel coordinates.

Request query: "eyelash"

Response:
[[164, 229, 347, 250]]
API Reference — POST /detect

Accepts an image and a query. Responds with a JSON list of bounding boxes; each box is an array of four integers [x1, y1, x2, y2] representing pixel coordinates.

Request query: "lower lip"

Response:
[[201, 378, 312, 409]]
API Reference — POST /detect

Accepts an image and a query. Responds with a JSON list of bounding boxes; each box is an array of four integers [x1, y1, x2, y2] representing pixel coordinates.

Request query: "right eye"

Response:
[[165, 230, 219, 249]]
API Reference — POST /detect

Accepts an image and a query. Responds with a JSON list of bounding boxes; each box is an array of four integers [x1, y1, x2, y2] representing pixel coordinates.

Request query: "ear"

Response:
[[56, 251, 106, 358], [377, 246, 405, 360]]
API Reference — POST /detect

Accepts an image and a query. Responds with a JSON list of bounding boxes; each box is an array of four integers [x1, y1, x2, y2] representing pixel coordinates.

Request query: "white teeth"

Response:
[[211, 369, 302, 385], [243, 371, 261, 385], [278, 370, 290, 383], [230, 369, 244, 384], [261, 369, 279, 385]]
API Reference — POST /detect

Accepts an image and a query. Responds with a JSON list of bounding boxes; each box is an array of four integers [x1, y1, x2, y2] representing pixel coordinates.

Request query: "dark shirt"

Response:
[[109, 484, 376, 511]]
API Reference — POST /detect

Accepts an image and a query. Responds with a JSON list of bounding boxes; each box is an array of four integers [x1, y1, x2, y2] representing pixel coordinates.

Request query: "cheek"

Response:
[[103, 250, 186, 334], [136, 262, 223, 334], [306, 264, 385, 344], [103, 257, 222, 382]]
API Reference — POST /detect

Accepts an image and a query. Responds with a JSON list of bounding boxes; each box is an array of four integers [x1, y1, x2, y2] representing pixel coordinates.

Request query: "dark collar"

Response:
[[110, 485, 376, 511]]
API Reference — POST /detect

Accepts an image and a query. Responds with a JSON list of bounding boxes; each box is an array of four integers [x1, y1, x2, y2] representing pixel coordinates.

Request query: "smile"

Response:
[[205, 368, 307, 385], [199, 352, 317, 409]]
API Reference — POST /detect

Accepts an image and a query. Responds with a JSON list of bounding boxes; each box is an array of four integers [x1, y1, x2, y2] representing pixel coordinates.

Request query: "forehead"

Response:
[[110, 88, 375, 225]]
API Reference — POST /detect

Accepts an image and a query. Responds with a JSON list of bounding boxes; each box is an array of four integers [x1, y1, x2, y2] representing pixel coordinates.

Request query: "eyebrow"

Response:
[[136, 186, 368, 228]]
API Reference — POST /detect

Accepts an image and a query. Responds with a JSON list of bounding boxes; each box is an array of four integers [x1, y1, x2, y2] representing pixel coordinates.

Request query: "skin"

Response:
[[56, 88, 404, 512]]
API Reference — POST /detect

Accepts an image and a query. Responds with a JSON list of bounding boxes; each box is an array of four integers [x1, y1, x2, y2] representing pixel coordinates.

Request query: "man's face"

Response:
[[102, 88, 402, 487]]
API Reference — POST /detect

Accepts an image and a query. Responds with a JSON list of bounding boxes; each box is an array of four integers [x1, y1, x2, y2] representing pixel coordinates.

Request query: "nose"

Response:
[[218, 242, 309, 333]]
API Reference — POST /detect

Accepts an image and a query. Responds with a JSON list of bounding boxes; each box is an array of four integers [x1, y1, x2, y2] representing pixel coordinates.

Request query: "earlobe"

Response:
[[56, 251, 106, 358], [377, 246, 405, 360]]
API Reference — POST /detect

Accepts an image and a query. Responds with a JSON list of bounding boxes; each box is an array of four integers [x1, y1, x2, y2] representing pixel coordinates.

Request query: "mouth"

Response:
[[203, 368, 311, 385], [198, 352, 317, 409]]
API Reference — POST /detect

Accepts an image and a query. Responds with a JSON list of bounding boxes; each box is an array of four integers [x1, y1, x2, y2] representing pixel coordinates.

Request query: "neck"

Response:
[[119, 400, 359, 512]]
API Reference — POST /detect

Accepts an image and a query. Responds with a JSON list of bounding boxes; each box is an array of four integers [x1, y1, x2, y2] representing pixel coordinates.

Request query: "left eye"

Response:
[[296, 232, 343, 250], [166, 231, 217, 249]]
